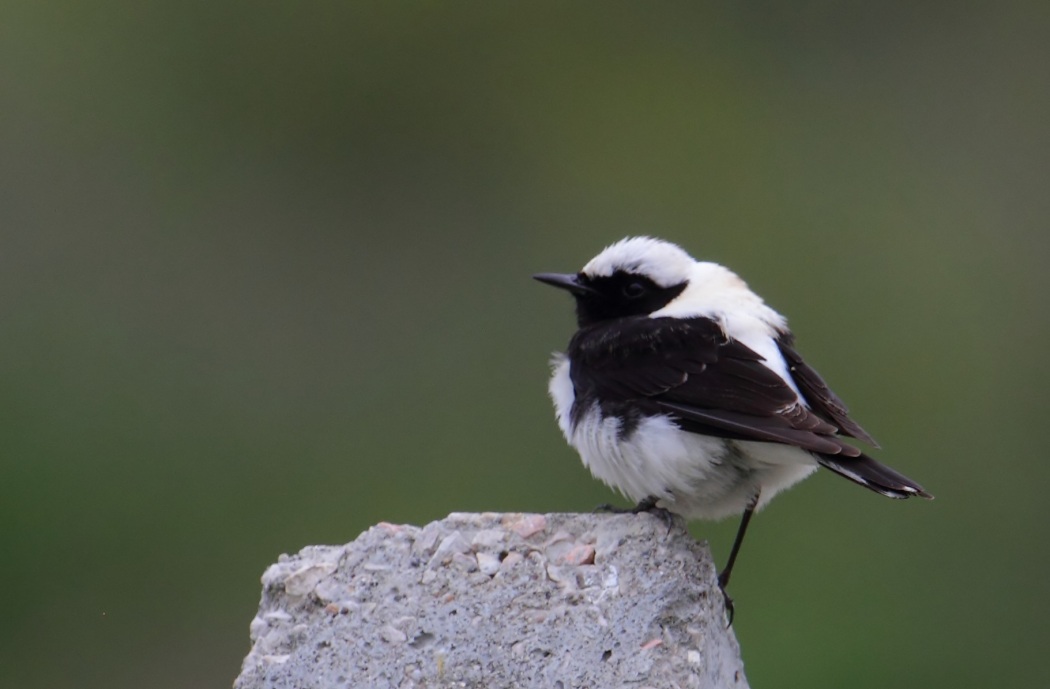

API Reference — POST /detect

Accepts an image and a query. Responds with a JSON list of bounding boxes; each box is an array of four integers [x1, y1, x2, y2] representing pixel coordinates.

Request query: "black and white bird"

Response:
[[535, 237, 931, 613]]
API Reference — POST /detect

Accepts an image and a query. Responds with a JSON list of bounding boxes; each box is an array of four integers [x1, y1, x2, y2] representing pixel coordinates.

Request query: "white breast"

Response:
[[547, 356, 817, 520]]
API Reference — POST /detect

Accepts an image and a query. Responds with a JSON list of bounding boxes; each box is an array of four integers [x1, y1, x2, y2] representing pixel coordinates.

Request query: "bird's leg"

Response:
[[595, 495, 677, 534], [718, 491, 760, 626]]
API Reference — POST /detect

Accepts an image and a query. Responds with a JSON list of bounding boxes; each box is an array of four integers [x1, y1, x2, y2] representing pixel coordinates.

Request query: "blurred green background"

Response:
[[2, 2, 1047, 687]]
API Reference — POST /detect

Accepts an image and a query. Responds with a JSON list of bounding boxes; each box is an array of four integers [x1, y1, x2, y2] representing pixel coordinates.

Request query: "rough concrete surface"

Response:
[[234, 512, 750, 689]]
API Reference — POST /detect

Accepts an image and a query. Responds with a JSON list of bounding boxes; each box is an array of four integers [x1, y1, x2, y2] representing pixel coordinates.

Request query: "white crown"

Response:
[[582, 236, 696, 288]]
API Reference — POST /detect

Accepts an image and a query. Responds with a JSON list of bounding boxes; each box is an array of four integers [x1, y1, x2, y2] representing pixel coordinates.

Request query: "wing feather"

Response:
[[776, 335, 879, 447], [568, 316, 863, 456]]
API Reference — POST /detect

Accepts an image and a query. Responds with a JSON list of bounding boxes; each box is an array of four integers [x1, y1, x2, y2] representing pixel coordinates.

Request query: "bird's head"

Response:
[[534, 237, 695, 327]]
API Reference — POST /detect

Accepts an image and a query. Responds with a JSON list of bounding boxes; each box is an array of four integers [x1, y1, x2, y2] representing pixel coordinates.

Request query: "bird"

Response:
[[534, 236, 931, 618]]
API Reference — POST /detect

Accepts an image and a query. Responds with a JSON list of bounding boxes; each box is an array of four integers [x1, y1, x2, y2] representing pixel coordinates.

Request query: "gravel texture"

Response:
[[234, 512, 750, 689]]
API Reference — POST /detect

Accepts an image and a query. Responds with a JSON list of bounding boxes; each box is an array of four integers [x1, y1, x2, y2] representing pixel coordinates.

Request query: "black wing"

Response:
[[567, 316, 863, 457], [776, 333, 879, 446]]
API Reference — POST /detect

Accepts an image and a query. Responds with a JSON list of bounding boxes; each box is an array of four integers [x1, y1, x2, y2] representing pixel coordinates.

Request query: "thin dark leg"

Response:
[[718, 504, 755, 590], [718, 491, 760, 625]]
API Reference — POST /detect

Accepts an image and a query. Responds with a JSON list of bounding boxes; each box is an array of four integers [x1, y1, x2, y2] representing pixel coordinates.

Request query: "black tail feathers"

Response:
[[817, 453, 933, 500]]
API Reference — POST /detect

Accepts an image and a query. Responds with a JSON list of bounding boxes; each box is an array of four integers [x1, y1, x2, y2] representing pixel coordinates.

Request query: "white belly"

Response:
[[549, 356, 818, 520]]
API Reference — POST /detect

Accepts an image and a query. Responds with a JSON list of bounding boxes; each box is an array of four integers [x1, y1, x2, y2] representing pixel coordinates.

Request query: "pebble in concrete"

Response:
[[234, 512, 750, 689]]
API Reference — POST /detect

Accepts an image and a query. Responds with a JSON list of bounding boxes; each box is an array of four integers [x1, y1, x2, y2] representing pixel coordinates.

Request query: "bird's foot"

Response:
[[595, 496, 677, 535], [717, 571, 735, 627]]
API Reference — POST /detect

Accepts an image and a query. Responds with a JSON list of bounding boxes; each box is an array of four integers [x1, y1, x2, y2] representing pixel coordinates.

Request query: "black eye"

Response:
[[622, 281, 646, 298]]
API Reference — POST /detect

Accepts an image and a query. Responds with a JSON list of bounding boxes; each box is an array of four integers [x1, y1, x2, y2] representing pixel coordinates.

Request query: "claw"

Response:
[[648, 506, 677, 535], [595, 496, 677, 535], [719, 586, 735, 627], [717, 569, 736, 626]]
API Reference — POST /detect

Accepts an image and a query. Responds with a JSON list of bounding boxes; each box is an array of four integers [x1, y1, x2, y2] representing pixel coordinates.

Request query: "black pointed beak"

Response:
[[533, 272, 599, 297]]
